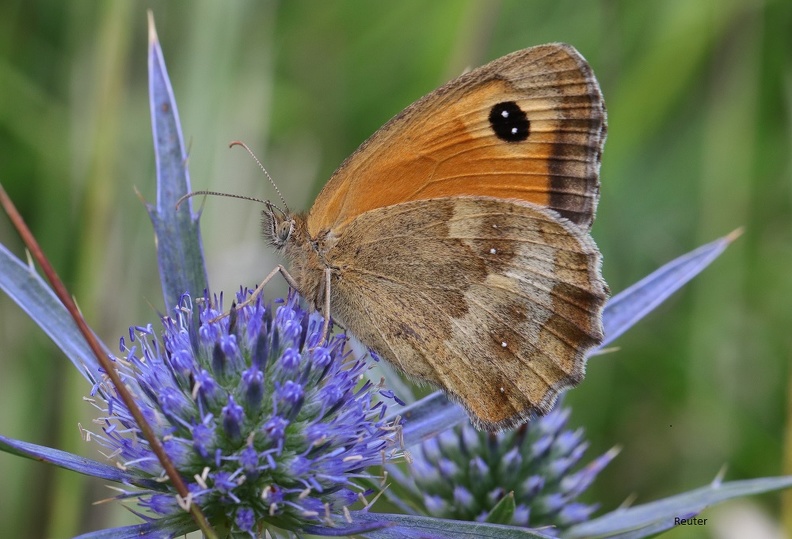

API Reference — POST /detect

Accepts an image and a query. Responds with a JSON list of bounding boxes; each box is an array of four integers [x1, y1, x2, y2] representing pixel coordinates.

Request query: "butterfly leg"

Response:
[[251, 264, 301, 301], [319, 267, 332, 343], [210, 265, 300, 322]]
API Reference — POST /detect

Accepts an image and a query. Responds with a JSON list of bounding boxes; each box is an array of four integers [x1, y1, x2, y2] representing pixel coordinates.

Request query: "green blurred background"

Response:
[[1, 1, 790, 537]]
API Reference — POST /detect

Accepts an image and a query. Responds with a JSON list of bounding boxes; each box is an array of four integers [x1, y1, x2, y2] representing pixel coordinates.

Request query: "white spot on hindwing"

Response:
[[442, 199, 557, 376]]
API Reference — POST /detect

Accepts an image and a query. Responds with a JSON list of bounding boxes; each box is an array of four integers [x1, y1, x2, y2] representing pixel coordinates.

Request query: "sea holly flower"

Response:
[[384, 407, 619, 535], [1, 13, 792, 539], [81, 289, 403, 536]]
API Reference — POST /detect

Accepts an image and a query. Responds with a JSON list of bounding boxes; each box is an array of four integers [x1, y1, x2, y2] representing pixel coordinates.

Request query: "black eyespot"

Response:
[[489, 101, 529, 142]]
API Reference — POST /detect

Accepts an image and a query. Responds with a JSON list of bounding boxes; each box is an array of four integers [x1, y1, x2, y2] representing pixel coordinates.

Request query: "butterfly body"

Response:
[[265, 43, 608, 431]]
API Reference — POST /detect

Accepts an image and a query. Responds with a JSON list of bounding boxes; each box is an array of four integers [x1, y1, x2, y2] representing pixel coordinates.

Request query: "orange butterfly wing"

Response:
[[306, 43, 606, 237]]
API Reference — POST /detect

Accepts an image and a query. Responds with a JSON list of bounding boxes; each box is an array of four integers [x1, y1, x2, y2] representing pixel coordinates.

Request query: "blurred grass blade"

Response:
[[0, 243, 102, 378], [0, 434, 164, 491], [583, 519, 677, 539], [599, 230, 742, 348], [302, 520, 392, 536], [563, 475, 792, 538], [350, 511, 555, 538], [146, 13, 208, 310], [74, 517, 196, 539]]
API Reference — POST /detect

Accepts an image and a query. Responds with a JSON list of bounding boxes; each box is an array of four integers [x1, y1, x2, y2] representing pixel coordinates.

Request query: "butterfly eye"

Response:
[[277, 221, 293, 244]]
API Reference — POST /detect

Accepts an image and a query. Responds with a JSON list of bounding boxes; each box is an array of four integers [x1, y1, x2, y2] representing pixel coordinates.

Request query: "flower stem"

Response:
[[0, 183, 217, 539]]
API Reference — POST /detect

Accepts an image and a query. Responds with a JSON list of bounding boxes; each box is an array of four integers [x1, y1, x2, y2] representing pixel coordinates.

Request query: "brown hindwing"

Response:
[[324, 197, 608, 431]]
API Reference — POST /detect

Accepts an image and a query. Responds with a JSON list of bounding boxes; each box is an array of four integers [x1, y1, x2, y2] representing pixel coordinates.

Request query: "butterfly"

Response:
[[263, 43, 608, 432]]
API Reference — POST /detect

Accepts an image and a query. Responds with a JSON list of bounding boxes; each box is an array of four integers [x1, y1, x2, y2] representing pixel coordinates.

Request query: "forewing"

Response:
[[307, 43, 606, 237]]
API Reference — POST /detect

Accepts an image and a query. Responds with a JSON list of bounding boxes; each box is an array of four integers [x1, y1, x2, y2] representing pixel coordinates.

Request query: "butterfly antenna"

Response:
[[175, 190, 268, 210], [229, 140, 289, 212]]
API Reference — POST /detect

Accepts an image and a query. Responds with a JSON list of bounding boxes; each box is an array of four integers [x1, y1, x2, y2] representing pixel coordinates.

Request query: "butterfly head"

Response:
[[262, 201, 319, 303], [263, 201, 297, 250]]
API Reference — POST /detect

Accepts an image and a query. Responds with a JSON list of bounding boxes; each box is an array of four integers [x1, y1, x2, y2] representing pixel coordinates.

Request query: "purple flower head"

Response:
[[388, 407, 616, 533], [84, 291, 402, 534]]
